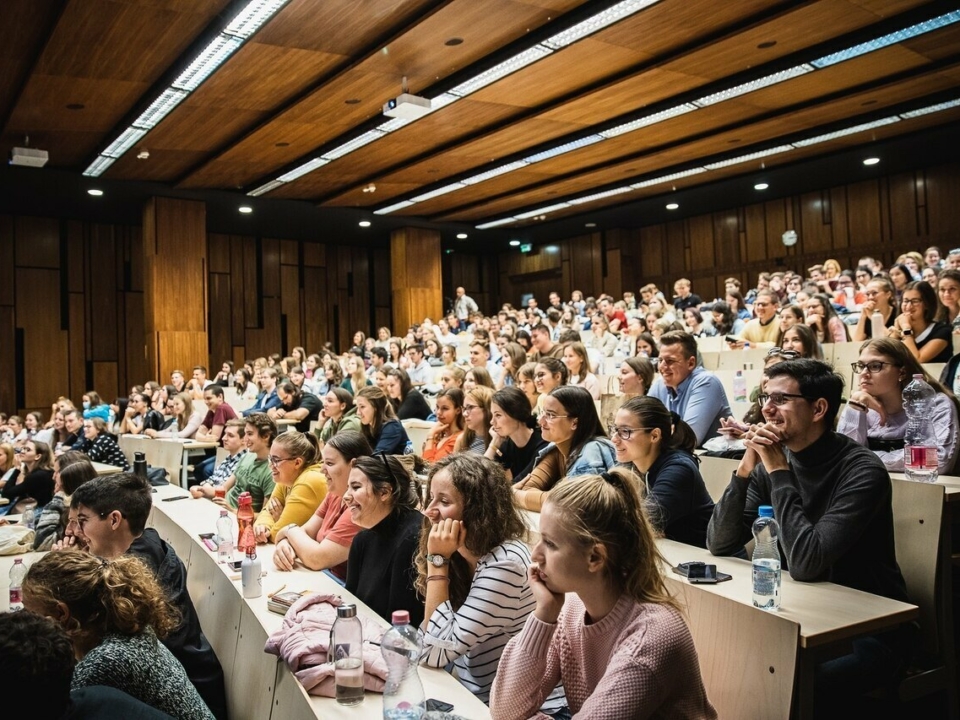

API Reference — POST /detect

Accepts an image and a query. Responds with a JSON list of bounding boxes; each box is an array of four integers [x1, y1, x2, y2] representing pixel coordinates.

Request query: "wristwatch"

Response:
[[900, 328, 913, 337], [425, 554, 449, 568]]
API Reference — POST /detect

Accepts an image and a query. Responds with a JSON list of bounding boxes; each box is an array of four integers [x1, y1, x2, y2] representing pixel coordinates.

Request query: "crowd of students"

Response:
[[2, 246, 958, 717]]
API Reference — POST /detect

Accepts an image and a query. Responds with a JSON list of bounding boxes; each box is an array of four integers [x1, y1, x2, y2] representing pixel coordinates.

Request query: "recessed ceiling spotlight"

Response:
[[445, 37, 464, 46], [863, 157, 880, 166], [275, 142, 290, 147], [238, 206, 253, 214], [359, 220, 371, 227], [345, 99, 361, 105], [757, 40, 777, 49], [137, 150, 150, 160], [754, 182, 769, 190], [66, 103, 85, 110], [666, 202, 679, 210], [509, 240, 521, 246], [87, 189, 103, 197], [456, 233, 468, 239], [585, 222, 597, 228]]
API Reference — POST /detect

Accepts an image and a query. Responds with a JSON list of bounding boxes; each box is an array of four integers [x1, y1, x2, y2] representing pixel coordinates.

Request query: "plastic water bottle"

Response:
[[331, 604, 364, 706], [871, 311, 885, 339], [903, 374, 939, 483], [733, 370, 747, 403], [743, 341, 750, 351], [236, 491, 256, 554], [752, 506, 781, 611], [381, 610, 425, 719], [21, 506, 35, 530], [241, 548, 262, 598], [216, 510, 234, 563], [9, 558, 26, 611]]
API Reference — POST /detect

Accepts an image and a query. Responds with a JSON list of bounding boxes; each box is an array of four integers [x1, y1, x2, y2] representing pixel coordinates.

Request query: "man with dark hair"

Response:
[[61, 409, 85, 452], [69, 473, 227, 718], [406, 344, 432, 387], [221, 412, 276, 512], [673, 278, 702, 312], [270, 380, 322, 433], [369, 346, 388, 371], [530, 324, 563, 362], [598, 297, 627, 332], [0, 611, 170, 719], [118, 393, 164, 435], [649, 331, 731, 445], [192, 385, 239, 482], [707, 359, 908, 704], [242, 367, 281, 416]]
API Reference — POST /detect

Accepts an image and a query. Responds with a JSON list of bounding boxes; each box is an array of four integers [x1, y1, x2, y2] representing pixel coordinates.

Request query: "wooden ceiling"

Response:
[[2, 0, 960, 231]]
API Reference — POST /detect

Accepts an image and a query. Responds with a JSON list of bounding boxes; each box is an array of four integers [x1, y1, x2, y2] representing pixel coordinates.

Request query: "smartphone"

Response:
[[725, 335, 740, 344], [687, 564, 719, 584], [198, 533, 218, 552], [162, 495, 190, 502], [426, 699, 454, 713], [228, 559, 243, 571]]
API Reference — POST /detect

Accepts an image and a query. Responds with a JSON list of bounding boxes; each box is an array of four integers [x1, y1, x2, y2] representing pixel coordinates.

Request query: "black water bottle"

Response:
[[133, 451, 148, 480]]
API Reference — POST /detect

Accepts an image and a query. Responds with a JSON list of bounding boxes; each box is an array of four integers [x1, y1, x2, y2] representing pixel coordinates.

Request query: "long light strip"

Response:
[[370, 10, 960, 213], [475, 96, 960, 228], [84, 0, 290, 176], [373, 200, 417, 215], [543, 0, 661, 49], [277, 158, 329, 183]]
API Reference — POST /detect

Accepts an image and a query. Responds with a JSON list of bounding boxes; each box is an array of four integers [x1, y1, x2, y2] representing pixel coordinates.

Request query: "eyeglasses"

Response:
[[462, 404, 479, 413], [753, 302, 773, 308], [540, 411, 570, 422], [758, 392, 812, 406], [267, 456, 294, 467], [608, 426, 653, 441], [70, 511, 110, 530], [766, 347, 801, 359], [851, 361, 898, 374], [901, 298, 923, 307]]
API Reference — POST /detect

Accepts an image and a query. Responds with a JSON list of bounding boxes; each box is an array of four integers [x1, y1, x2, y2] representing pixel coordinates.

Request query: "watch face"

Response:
[[430, 555, 444, 567]]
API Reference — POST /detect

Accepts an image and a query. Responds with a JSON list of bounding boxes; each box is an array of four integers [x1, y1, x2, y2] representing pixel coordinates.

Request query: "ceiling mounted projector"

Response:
[[10, 147, 48, 168], [382, 93, 432, 120]]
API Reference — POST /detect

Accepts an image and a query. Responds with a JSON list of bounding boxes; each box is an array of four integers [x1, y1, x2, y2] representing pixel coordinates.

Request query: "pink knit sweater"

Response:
[[490, 595, 716, 719]]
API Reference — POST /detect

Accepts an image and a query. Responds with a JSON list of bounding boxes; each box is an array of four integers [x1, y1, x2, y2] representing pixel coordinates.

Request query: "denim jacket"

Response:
[[533, 437, 617, 479]]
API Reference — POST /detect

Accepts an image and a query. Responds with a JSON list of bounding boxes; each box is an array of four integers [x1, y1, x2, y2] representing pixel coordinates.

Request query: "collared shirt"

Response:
[[202, 449, 248, 488], [650, 367, 731, 446]]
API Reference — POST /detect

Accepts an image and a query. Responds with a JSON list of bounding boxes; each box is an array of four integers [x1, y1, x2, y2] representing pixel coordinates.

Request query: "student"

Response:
[[273, 431, 371, 582], [490, 470, 716, 718], [253, 431, 327, 543], [611, 396, 714, 547], [355, 386, 409, 455], [23, 552, 214, 720], [222, 413, 276, 512], [422, 387, 465, 462], [33, 451, 96, 551], [0, 610, 173, 719], [486, 386, 548, 482], [889, 280, 952, 363], [416, 454, 565, 711], [0, 439, 55, 514], [75, 419, 128, 469], [386, 367, 432, 421], [314, 388, 362, 443], [192, 386, 239, 482], [190, 419, 248, 499], [562, 341, 601, 400], [618, 356, 655, 396], [455, 386, 493, 454], [270, 380, 322, 433]]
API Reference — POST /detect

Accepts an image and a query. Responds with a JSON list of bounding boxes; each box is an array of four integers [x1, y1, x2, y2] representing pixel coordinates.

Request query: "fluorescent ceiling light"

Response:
[[430, 93, 459, 110], [793, 116, 899, 147], [543, 0, 661, 49], [132, 89, 188, 130], [811, 10, 960, 68], [692, 65, 813, 107], [448, 45, 553, 97], [224, 0, 290, 39], [476, 218, 518, 229], [630, 167, 707, 188], [102, 127, 147, 158], [461, 161, 530, 185], [321, 129, 386, 160], [704, 145, 794, 170], [374, 200, 416, 215], [277, 158, 329, 183], [900, 98, 960, 118], [567, 186, 634, 204], [410, 183, 467, 203], [514, 203, 572, 219], [599, 104, 697, 138], [523, 135, 604, 164], [82, 155, 117, 177], [377, 117, 415, 133], [248, 179, 285, 196], [172, 34, 243, 91]]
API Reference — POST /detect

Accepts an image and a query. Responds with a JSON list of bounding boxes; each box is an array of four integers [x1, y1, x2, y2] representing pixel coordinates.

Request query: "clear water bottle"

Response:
[[241, 548, 262, 599], [733, 370, 746, 403], [381, 610, 424, 719], [903, 374, 939, 483], [9, 558, 26, 611], [331, 604, 364, 706], [21, 506, 35, 530], [216, 510, 234, 563], [870, 311, 885, 339], [743, 341, 750, 351], [752, 505, 781, 611]]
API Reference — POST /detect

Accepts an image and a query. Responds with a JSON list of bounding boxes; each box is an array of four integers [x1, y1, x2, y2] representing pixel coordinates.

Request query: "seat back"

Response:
[[401, 419, 434, 454]]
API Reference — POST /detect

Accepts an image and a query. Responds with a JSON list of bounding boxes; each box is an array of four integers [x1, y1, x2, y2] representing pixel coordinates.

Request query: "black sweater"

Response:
[[346, 506, 425, 627], [638, 449, 714, 548], [706, 431, 908, 602], [394, 391, 432, 421], [0, 467, 54, 507]]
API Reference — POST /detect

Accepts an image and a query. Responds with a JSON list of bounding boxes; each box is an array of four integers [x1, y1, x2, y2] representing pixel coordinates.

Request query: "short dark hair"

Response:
[[71, 472, 153, 534], [370, 346, 388, 362], [204, 385, 224, 398], [764, 359, 844, 427], [325, 430, 373, 461], [353, 454, 420, 511], [557, 329, 580, 344], [658, 330, 698, 360], [491, 386, 537, 427], [408, 343, 424, 357], [0, 612, 75, 717], [193, 365, 207, 375], [244, 412, 279, 445]]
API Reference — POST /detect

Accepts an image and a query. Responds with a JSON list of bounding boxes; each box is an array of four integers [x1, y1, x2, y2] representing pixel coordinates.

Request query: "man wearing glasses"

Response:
[[649, 331, 732, 446], [707, 359, 908, 703], [727, 290, 780, 349]]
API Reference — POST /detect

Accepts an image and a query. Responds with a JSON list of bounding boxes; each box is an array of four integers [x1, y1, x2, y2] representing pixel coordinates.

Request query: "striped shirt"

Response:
[[421, 539, 566, 710]]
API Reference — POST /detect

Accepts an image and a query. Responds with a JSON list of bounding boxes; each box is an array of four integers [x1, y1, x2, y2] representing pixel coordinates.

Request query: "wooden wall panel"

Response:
[[391, 227, 441, 332], [887, 172, 921, 246], [0, 216, 12, 307], [688, 215, 715, 272], [88, 224, 119, 361], [927, 164, 960, 247], [68, 294, 86, 401], [14, 216, 59, 269], [209, 273, 233, 366], [845, 179, 883, 249], [16, 267, 68, 410], [0, 307, 14, 413]]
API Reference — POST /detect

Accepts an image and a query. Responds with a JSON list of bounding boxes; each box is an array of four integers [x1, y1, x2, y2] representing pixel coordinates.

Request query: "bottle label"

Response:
[[9, 588, 21, 606], [904, 446, 937, 470]]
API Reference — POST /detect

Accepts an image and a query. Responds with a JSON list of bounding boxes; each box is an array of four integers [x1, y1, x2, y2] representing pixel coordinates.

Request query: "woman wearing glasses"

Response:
[[838, 338, 959, 473], [455, 387, 493, 454], [491, 470, 716, 719], [513, 386, 616, 511], [252, 431, 328, 544], [416, 454, 566, 711], [610, 396, 714, 547], [273, 431, 372, 582], [355, 385, 409, 455], [889, 280, 952, 363], [935, 268, 960, 330], [852, 277, 898, 342], [344, 453, 424, 626]]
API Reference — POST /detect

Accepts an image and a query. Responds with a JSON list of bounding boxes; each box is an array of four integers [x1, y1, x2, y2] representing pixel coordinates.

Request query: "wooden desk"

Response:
[[92, 461, 121, 476], [149, 489, 491, 720], [274, 418, 298, 433], [169, 440, 218, 488]]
